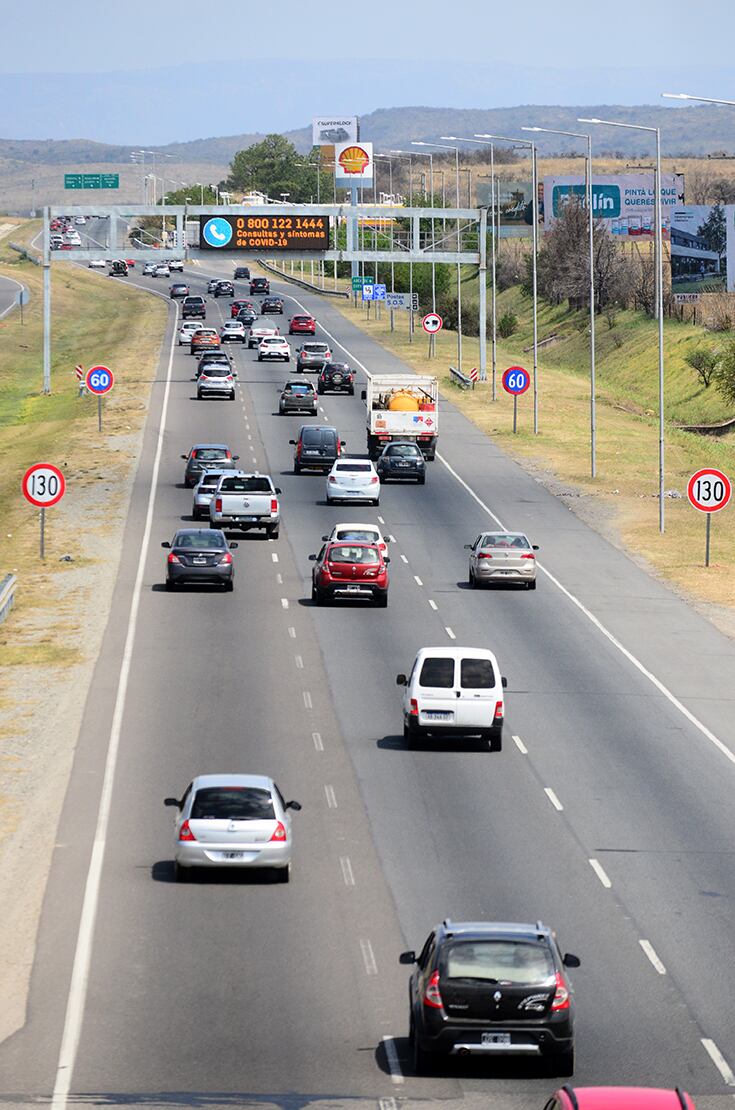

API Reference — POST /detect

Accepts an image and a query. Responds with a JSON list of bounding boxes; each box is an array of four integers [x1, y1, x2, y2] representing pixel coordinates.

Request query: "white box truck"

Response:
[[361, 373, 439, 460]]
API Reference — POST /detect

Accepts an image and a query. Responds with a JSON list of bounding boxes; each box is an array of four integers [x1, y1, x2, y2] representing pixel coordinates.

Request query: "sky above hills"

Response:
[[4, 0, 734, 143]]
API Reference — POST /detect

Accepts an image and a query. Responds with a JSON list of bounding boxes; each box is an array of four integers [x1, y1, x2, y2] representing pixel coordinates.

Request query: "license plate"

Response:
[[192, 557, 207, 565], [425, 710, 453, 721], [482, 1032, 511, 1046], [222, 851, 245, 860], [345, 585, 362, 593]]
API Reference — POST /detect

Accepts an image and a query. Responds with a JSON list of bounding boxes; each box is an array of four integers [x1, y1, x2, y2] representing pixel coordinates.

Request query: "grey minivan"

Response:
[[290, 425, 345, 474]]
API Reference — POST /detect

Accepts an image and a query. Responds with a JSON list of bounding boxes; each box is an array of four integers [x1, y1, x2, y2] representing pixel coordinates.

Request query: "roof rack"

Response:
[[561, 1086, 578, 1110]]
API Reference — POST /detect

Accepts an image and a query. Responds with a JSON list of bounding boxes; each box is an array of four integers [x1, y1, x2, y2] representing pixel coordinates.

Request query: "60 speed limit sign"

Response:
[[687, 468, 731, 512], [22, 463, 66, 508]]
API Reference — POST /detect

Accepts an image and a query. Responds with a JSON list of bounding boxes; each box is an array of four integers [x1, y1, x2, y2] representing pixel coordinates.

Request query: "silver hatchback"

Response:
[[192, 470, 225, 519], [465, 531, 539, 589], [164, 774, 301, 882]]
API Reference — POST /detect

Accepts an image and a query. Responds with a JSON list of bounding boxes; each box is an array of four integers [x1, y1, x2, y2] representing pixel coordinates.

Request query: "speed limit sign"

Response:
[[22, 463, 66, 508], [85, 365, 114, 394], [687, 467, 731, 568]]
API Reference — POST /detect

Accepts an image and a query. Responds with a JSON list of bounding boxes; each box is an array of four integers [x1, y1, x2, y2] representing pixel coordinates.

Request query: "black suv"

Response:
[[250, 277, 270, 295], [214, 280, 234, 298], [401, 919, 579, 1076], [376, 441, 426, 484], [234, 266, 251, 280], [290, 425, 345, 474], [261, 296, 284, 315], [317, 362, 354, 395], [182, 296, 206, 319]]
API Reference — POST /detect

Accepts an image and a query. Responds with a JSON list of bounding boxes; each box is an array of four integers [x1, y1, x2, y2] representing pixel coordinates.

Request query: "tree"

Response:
[[697, 202, 726, 259], [526, 199, 625, 309], [712, 340, 735, 404], [685, 346, 718, 388], [222, 135, 329, 203]]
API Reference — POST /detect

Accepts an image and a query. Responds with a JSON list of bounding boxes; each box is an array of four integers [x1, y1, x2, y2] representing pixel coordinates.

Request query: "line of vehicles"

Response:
[[155, 266, 695, 1104]]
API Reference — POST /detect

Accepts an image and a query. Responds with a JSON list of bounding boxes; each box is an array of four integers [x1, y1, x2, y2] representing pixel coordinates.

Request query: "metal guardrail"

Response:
[[9, 242, 41, 265], [256, 258, 349, 299], [449, 365, 474, 390], [0, 574, 16, 625]]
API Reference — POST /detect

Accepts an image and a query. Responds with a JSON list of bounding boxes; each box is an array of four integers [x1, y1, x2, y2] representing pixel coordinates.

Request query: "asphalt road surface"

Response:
[[2, 246, 735, 1110], [0, 272, 26, 319]]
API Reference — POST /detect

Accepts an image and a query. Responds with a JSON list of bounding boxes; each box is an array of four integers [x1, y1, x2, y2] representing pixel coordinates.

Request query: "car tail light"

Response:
[[409, 698, 418, 717], [423, 969, 443, 1009], [215, 498, 222, 513], [521, 553, 535, 560], [494, 700, 503, 720], [369, 476, 378, 484], [167, 552, 181, 564], [178, 820, 196, 842], [269, 821, 287, 842], [478, 552, 493, 560], [296, 440, 302, 459], [328, 476, 337, 483], [226, 375, 233, 381], [220, 552, 233, 565], [225, 450, 232, 459], [270, 498, 278, 513], [550, 971, 570, 1011]]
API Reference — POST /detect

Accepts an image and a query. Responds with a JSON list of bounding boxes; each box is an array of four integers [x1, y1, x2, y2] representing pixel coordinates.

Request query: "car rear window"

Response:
[[174, 532, 225, 549], [335, 529, 378, 543], [481, 534, 530, 549], [219, 476, 272, 493], [191, 787, 275, 821], [328, 545, 379, 564], [386, 444, 421, 457], [287, 385, 311, 394], [460, 658, 497, 689], [419, 657, 455, 688], [335, 463, 371, 473], [302, 428, 334, 445], [303, 343, 328, 352], [444, 941, 554, 986], [203, 368, 231, 377], [193, 448, 228, 460], [199, 473, 223, 487], [185, 297, 204, 304]]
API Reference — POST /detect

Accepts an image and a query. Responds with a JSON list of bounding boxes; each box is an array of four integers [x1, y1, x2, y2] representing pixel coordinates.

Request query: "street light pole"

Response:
[[402, 147, 436, 354], [524, 125, 597, 478], [414, 140, 463, 371], [580, 116, 665, 531]]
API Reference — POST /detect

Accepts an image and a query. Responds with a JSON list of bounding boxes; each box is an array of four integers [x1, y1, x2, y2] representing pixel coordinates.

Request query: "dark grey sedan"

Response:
[[376, 442, 426, 484], [162, 529, 238, 590], [278, 380, 318, 415], [182, 444, 240, 487]]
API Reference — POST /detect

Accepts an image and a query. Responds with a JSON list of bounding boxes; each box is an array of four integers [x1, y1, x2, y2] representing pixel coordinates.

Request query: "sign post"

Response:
[[686, 468, 732, 567], [85, 365, 115, 430], [502, 366, 531, 433], [22, 463, 66, 559]]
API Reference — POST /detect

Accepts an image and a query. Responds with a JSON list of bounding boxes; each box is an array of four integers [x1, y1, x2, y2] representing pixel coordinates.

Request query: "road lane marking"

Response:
[[271, 552, 279, 563], [400, 554, 408, 564], [382, 1037, 404, 1086], [276, 573, 283, 584], [51, 301, 180, 1110], [377, 515, 385, 524], [324, 784, 338, 808], [280, 597, 289, 609], [340, 856, 355, 886], [428, 599, 438, 610], [445, 626, 456, 639], [303, 691, 313, 709], [513, 734, 528, 754], [288, 626, 296, 638], [379, 1099, 399, 1110], [312, 731, 324, 751], [295, 655, 304, 669], [544, 787, 564, 812], [360, 937, 378, 976], [413, 575, 423, 586], [589, 858, 612, 889], [702, 1039, 735, 1085], [639, 939, 667, 975]]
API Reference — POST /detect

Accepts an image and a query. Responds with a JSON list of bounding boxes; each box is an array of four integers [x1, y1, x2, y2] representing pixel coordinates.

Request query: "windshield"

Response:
[[286, 385, 311, 394], [191, 786, 275, 821], [335, 529, 378, 543], [304, 344, 328, 353], [173, 532, 226, 550], [328, 545, 380, 564], [219, 477, 272, 493], [444, 941, 554, 986], [386, 444, 421, 457], [481, 533, 530, 549], [202, 368, 231, 377], [193, 448, 228, 460]]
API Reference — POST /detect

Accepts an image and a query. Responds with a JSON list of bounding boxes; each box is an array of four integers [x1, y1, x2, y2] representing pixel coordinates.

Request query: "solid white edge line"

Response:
[[588, 858, 612, 889], [51, 302, 179, 1110], [512, 734, 528, 754], [544, 787, 564, 812], [359, 937, 378, 976], [702, 1038, 735, 1085], [639, 939, 667, 975], [382, 1036, 405, 1085]]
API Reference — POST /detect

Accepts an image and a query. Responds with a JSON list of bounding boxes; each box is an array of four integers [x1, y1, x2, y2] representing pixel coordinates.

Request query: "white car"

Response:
[[221, 320, 246, 343], [64, 232, 82, 246], [154, 264, 170, 277], [143, 262, 157, 276], [258, 336, 291, 362], [169, 259, 184, 272], [396, 646, 507, 751], [248, 324, 278, 349], [326, 459, 380, 505], [74, 215, 87, 225], [322, 522, 389, 554], [88, 258, 107, 269], [164, 773, 301, 883], [178, 321, 201, 346]]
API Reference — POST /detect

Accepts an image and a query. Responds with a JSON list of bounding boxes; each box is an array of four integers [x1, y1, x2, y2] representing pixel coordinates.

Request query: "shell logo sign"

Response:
[[334, 140, 374, 186]]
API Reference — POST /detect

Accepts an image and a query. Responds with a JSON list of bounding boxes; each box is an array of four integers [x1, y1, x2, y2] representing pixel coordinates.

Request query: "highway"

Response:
[[0, 273, 26, 319], [3, 238, 735, 1110]]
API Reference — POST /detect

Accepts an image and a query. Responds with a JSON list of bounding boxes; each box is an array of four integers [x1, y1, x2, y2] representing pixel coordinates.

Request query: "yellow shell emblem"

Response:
[[338, 145, 370, 175]]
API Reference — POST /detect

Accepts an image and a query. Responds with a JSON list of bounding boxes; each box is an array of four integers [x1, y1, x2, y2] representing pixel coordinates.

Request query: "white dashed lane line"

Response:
[[513, 734, 528, 754], [589, 858, 612, 889], [445, 627, 456, 640], [303, 691, 313, 709], [639, 939, 667, 975], [359, 938, 378, 976], [428, 599, 438, 610], [400, 554, 408, 564], [280, 598, 289, 609], [312, 731, 324, 751], [544, 788, 564, 812], [271, 552, 279, 563], [340, 856, 355, 887], [381, 1037, 404, 1086], [413, 575, 423, 587], [288, 626, 296, 638], [324, 784, 338, 809], [702, 1039, 735, 1085], [295, 655, 304, 669]]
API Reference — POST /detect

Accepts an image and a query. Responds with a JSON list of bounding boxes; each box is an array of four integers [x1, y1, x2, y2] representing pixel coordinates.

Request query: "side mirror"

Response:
[[181, 454, 187, 460], [286, 800, 302, 811], [533, 544, 539, 551], [229, 542, 239, 549], [340, 441, 346, 447], [161, 541, 171, 549], [384, 556, 391, 564], [274, 487, 282, 495], [308, 554, 317, 561], [289, 439, 296, 445], [396, 674, 407, 686], [563, 953, 581, 968], [501, 676, 508, 688], [463, 544, 472, 550], [232, 371, 238, 377], [361, 390, 367, 401], [163, 797, 180, 808], [321, 534, 329, 541], [399, 951, 416, 965], [233, 455, 240, 461]]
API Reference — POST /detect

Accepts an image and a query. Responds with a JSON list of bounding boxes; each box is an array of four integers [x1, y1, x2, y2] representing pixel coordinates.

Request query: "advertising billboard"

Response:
[[199, 214, 330, 252], [312, 116, 358, 146], [543, 174, 684, 236], [334, 141, 374, 189], [670, 204, 733, 293]]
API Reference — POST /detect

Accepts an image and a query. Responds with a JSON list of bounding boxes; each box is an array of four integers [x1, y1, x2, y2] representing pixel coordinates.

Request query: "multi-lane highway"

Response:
[[0, 273, 26, 319], [3, 241, 735, 1110]]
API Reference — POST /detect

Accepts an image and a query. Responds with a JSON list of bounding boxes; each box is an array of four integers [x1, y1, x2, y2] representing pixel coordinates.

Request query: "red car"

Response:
[[125, 259, 136, 268], [289, 314, 316, 335], [231, 299, 255, 318], [309, 542, 389, 608], [546, 1088, 696, 1110]]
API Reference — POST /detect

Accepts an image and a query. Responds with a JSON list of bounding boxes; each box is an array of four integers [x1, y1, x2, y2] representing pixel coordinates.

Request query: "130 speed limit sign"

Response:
[[21, 463, 66, 508], [687, 468, 732, 513]]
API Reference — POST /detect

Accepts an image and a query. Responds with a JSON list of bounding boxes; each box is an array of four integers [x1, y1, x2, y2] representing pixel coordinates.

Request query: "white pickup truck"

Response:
[[209, 472, 282, 538], [361, 373, 439, 460]]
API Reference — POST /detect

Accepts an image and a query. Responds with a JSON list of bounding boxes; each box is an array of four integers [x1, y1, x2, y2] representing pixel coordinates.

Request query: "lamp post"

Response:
[[376, 154, 397, 330], [195, 182, 205, 205], [390, 150, 417, 341], [524, 126, 597, 478], [414, 141, 463, 371], [395, 147, 436, 352], [579, 116, 665, 532]]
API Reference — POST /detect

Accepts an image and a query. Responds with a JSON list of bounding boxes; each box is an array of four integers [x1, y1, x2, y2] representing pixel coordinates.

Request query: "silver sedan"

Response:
[[465, 531, 539, 589], [192, 470, 226, 519], [164, 774, 301, 883]]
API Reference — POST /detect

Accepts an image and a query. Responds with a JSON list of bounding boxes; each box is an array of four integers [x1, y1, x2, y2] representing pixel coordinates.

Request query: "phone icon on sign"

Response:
[[202, 218, 233, 248]]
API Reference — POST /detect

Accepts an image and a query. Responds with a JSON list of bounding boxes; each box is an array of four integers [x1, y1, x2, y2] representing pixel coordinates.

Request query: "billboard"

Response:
[[334, 141, 374, 189], [543, 174, 685, 236], [312, 116, 358, 146], [199, 214, 329, 252], [670, 204, 734, 293], [477, 180, 534, 226]]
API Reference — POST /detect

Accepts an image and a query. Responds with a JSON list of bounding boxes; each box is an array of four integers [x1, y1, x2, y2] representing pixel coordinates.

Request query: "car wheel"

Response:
[[257, 355, 262, 361], [549, 1045, 575, 1077], [293, 463, 302, 474], [375, 592, 388, 608], [315, 586, 327, 606], [372, 499, 380, 507], [487, 728, 502, 753], [528, 579, 537, 590], [273, 862, 291, 883], [174, 861, 190, 883], [317, 385, 324, 394], [404, 719, 420, 750], [296, 367, 303, 373], [266, 525, 279, 540], [417, 475, 426, 485], [165, 579, 175, 591], [410, 1015, 432, 1074], [469, 566, 476, 588]]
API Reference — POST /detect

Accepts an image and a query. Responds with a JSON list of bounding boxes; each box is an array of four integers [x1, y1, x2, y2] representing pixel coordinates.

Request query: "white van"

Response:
[[397, 646, 506, 751]]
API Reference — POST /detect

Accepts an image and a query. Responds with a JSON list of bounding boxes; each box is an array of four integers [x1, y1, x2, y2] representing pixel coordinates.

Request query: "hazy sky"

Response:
[[7, 0, 734, 73]]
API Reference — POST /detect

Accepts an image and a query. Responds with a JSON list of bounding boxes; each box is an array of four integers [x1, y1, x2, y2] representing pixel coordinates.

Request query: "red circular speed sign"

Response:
[[687, 468, 732, 513], [22, 463, 66, 508]]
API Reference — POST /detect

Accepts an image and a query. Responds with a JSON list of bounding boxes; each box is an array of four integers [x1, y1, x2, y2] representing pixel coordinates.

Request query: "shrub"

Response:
[[685, 346, 718, 388], [497, 311, 518, 339]]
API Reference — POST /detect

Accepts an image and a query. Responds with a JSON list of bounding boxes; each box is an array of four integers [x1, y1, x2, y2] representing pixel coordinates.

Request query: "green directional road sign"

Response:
[[64, 173, 120, 190], [351, 275, 375, 290]]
